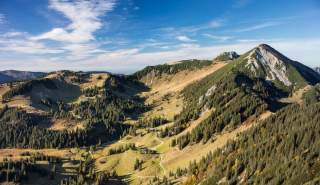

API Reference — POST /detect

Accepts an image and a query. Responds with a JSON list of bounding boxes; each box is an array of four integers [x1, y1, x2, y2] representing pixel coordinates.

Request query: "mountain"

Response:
[[239, 44, 320, 90], [0, 44, 319, 185], [315, 67, 320, 74], [0, 70, 46, 83]]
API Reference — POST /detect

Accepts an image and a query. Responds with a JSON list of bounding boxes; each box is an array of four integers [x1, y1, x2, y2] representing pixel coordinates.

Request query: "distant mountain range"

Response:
[[0, 70, 46, 83]]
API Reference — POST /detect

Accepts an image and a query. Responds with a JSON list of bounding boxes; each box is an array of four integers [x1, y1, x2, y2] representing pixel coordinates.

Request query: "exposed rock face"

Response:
[[140, 69, 159, 86], [246, 44, 292, 86], [205, 85, 217, 97], [198, 85, 216, 105]]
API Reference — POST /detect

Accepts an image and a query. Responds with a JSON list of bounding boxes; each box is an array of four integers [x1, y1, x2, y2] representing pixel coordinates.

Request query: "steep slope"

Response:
[[242, 44, 320, 90], [315, 67, 320, 74], [130, 59, 228, 121], [182, 88, 320, 185], [131, 59, 214, 86], [0, 70, 46, 83], [165, 44, 320, 150]]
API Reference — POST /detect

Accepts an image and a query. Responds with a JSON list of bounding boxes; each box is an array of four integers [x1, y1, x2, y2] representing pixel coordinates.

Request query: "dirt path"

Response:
[[152, 137, 167, 176], [134, 136, 167, 179], [159, 153, 166, 176], [279, 85, 312, 104]]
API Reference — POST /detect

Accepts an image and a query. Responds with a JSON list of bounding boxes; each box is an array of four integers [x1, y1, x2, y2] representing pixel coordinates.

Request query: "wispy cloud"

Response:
[[1, 38, 320, 73], [237, 38, 280, 43], [0, 14, 5, 24], [176, 35, 196, 42], [26, 0, 118, 60], [0, 40, 63, 54], [62, 43, 107, 60], [203, 33, 233, 41], [31, 0, 116, 43], [185, 19, 225, 33], [156, 18, 225, 41], [236, 21, 282, 32], [79, 38, 320, 73], [0, 32, 64, 54]]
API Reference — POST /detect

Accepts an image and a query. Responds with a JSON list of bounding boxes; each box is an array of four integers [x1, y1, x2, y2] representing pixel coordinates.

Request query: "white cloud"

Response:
[[176, 35, 196, 42], [208, 19, 224, 28], [0, 40, 64, 54], [0, 32, 64, 54], [236, 22, 282, 32], [203, 34, 233, 41], [31, 0, 116, 43], [2, 32, 26, 38], [63, 43, 106, 60], [157, 18, 225, 40], [187, 19, 225, 32]]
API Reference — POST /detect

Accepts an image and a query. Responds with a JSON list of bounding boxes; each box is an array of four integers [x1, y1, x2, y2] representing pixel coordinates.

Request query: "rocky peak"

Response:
[[246, 44, 292, 86], [215, 51, 239, 61]]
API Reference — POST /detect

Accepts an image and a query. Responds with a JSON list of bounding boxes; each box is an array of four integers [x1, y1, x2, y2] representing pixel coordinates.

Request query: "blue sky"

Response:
[[0, 0, 319, 73]]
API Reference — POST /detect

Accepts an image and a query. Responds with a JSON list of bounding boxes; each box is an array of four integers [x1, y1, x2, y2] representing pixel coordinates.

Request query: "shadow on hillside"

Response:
[[109, 75, 151, 120], [268, 101, 290, 112]]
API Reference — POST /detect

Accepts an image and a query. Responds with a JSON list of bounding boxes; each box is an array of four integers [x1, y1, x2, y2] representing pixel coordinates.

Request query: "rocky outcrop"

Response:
[[246, 44, 292, 86], [215, 51, 239, 61]]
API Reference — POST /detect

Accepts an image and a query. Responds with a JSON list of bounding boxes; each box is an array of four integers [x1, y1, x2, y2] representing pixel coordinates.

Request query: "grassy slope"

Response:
[[139, 62, 227, 121]]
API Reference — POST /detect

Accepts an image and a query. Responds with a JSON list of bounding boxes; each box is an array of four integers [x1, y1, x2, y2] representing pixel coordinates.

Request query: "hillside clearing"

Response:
[[140, 62, 227, 121], [279, 85, 312, 104]]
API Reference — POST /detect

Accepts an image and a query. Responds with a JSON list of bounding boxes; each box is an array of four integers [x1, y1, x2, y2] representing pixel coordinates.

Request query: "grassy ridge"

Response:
[[131, 59, 213, 80]]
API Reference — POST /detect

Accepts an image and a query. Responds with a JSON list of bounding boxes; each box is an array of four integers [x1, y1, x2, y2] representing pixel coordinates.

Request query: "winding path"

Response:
[[136, 136, 167, 179]]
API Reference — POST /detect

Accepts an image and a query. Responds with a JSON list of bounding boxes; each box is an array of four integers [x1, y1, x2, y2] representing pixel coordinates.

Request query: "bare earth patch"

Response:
[[49, 118, 84, 131], [279, 85, 312, 104]]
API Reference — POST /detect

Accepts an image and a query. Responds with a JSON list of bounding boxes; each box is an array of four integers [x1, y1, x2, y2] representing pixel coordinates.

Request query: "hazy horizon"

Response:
[[0, 0, 319, 73]]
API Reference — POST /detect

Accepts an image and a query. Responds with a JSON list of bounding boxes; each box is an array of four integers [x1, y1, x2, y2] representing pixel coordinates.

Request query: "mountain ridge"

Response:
[[0, 70, 46, 84]]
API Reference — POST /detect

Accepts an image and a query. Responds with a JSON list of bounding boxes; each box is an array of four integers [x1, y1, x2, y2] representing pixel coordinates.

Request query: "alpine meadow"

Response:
[[0, 0, 320, 185]]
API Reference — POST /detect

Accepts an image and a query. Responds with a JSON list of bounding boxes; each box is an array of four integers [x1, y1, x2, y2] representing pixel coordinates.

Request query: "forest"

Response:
[[0, 74, 146, 149], [131, 59, 213, 80], [179, 85, 320, 185]]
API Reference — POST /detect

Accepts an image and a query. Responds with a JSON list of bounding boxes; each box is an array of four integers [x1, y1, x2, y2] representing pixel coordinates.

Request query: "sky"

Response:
[[0, 0, 319, 74]]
